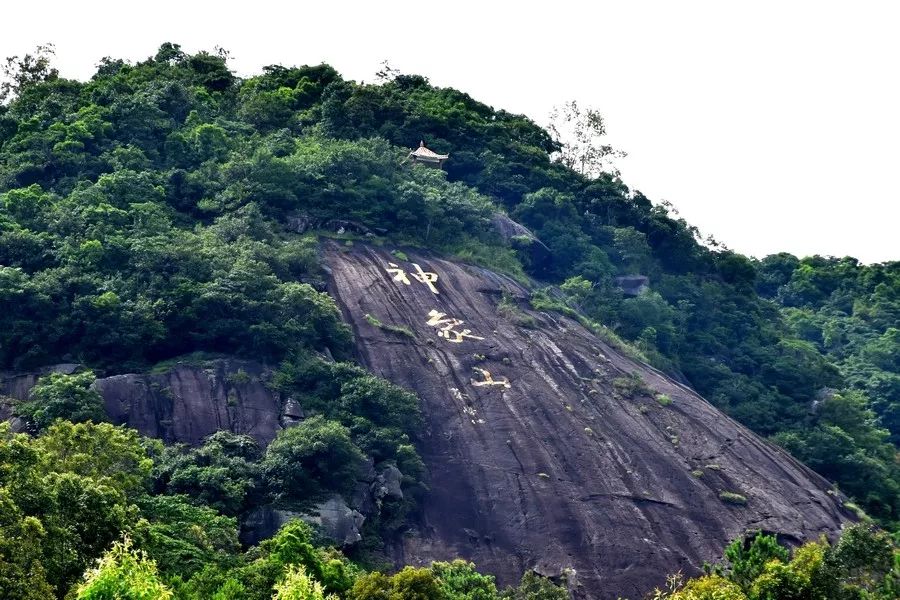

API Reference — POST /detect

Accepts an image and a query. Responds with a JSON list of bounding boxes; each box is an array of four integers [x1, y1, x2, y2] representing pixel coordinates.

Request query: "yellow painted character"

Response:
[[410, 263, 439, 294], [426, 310, 485, 343], [386, 262, 411, 285], [471, 367, 511, 388]]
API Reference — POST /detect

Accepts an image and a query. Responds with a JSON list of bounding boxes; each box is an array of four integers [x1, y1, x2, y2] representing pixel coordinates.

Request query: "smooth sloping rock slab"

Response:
[[323, 241, 850, 600]]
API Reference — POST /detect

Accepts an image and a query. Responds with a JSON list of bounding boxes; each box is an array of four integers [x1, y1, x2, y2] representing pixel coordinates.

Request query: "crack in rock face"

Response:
[[323, 242, 851, 600]]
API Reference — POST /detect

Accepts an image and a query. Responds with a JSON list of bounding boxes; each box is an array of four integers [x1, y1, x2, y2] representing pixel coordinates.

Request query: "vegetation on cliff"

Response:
[[0, 43, 898, 598]]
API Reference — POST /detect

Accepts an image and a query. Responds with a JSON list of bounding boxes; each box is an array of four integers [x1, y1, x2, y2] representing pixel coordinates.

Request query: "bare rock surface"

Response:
[[323, 241, 851, 600], [2, 359, 284, 446], [303, 495, 367, 546], [95, 358, 283, 446], [1, 363, 80, 400]]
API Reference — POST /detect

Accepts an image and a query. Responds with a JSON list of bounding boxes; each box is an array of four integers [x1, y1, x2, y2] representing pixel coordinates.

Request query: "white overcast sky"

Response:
[[3, 1, 898, 263]]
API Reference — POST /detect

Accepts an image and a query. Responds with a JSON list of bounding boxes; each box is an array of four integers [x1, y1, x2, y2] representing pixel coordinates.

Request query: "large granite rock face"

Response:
[[323, 242, 851, 600], [3, 359, 286, 447], [95, 359, 283, 446]]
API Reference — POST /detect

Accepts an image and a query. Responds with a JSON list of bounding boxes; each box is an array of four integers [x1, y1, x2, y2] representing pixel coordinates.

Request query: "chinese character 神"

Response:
[[426, 309, 485, 343], [471, 367, 511, 389], [385, 262, 439, 294]]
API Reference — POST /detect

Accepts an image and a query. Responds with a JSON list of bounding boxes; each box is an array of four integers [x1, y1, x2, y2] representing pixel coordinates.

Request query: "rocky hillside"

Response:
[[0, 240, 856, 599], [323, 241, 851, 599]]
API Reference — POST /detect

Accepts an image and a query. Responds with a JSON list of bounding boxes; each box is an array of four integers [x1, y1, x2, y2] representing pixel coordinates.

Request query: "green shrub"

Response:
[[76, 537, 173, 600], [263, 416, 364, 505], [612, 373, 651, 398], [273, 565, 334, 600], [719, 491, 748, 506], [17, 371, 106, 429], [364, 314, 414, 338], [497, 294, 537, 328], [227, 369, 251, 385]]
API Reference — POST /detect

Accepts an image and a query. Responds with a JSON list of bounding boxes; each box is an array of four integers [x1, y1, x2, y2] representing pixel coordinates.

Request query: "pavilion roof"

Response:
[[409, 141, 449, 160]]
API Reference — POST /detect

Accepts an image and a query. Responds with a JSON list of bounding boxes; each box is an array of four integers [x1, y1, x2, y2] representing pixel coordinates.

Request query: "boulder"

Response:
[[490, 213, 552, 267], [281, 398, 305, 427], [615, 274, 650, 296], [303, 495, 366, 547], [373, 464, 404, 502], [241, 506, 302, 546], [3, 359, 283, 447], [94, 358, 282, 446]]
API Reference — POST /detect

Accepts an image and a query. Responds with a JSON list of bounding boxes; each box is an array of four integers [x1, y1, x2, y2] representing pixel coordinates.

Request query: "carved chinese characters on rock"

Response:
[[386, 262, 439, 294], [426, 309, 485, 343], [471, 367, 511, 389], [381, 259, 510, 392]]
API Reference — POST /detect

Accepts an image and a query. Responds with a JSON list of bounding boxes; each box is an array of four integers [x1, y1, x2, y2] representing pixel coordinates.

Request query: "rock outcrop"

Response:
[[2, 358, 286, 447], [0, 363, 81, 420], [95, 358, 284, 446], [304, 495, 367, 546], [323, 241, 851, 600], [614, 275, 650, 296]]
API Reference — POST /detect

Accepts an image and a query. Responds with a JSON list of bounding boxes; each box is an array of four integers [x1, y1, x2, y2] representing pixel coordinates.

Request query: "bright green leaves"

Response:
[[16, 371, 106, 430], [76, 537, 173, 600], [655, 527, 898, 600], [274, 565, 337, 600], [263, 416, 364, 505]]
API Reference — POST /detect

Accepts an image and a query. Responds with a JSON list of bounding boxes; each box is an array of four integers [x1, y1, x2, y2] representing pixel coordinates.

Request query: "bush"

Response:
[[432, 560, 498, 600], [718, 492, 748, 506], [274, 565, 335, 600], [612, 373, 652, 398], [76, 537, 173, 600], [500, 571, 568, 600], [17, 371, 106, 429], [263, 415, 364, 505]]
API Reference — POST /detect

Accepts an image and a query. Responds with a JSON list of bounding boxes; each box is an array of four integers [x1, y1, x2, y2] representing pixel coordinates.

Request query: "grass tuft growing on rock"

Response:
[[497, 294, 538, 329], [364, 314, 415, 338], [613, 373, 652, 398], [719, 491, 747, 505], [843, 501, 872, 522]]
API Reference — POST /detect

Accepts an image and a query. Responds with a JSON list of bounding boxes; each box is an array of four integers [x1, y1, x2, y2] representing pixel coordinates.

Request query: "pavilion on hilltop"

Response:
[[407, 141, 449, 168]]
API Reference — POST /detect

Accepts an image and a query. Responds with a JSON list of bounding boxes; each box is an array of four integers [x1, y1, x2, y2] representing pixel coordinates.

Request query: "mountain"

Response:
[[0, 43, 896, 599], [0, 240, 853, 599]]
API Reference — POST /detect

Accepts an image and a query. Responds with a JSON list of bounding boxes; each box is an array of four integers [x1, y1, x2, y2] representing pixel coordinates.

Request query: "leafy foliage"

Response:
[[152, 431, 264, 516], [16, 370, 106, 429], [653, 526, 898, 600], [76, 537, 173, 600], [275, 565, 337, 600], [263, 415, 364, 506]]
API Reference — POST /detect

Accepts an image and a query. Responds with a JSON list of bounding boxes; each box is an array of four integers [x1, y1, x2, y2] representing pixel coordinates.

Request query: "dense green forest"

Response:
[[0, 44, 897, 598]]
